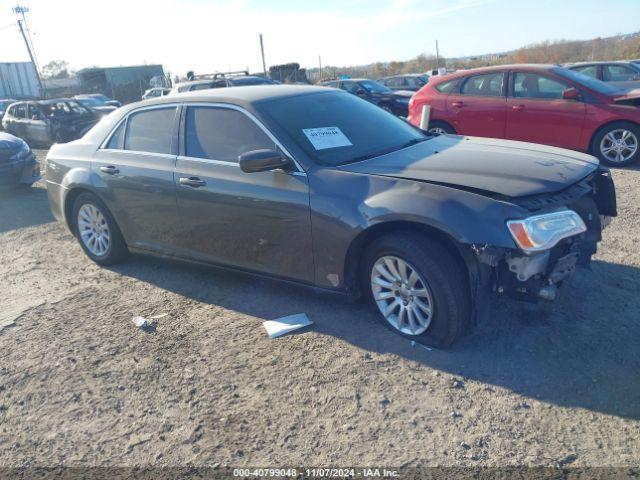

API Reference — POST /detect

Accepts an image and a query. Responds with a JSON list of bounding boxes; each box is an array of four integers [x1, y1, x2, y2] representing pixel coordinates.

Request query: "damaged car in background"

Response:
[[2, 98, 99, 146], [45, 86, 616, 347]]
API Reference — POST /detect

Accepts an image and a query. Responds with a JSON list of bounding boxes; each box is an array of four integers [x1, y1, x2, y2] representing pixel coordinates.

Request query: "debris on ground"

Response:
[[0, 319, 16, 331], [131, 316, 149, 328], [263, 313, 312, 338]]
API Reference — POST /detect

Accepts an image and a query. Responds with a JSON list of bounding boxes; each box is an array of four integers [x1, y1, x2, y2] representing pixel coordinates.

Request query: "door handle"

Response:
[[179, 176, 206, 188], [451, 101, 464, 108], [100, 165, 119, 175], [512, 104, 525, 111]]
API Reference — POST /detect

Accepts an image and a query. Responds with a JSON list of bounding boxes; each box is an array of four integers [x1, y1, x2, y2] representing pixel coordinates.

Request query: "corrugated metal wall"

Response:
[[0, 62, 39, 98]]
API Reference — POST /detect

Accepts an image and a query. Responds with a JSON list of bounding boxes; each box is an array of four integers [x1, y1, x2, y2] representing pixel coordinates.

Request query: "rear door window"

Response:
[[513, 73, 568, 99], [461, 73, 504, 96], [603, 64, 638, 82], [106, 121, 126, 149], [385, 77, 405, 88], [14, 103, 27, 119], [184, 106, 275, 162], [406, 77, 425, 88], [124, 107, 176, 154], [571, 65, 598, 79], [435, 79, 460, 93]]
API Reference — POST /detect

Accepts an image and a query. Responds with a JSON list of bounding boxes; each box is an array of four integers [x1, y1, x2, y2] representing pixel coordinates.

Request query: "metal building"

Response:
[[0, 61, 40, 98], [76, 65, 165, 104]]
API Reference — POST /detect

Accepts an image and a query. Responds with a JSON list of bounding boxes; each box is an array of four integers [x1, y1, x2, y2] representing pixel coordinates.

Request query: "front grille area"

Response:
[[513, 175, 594, 211]]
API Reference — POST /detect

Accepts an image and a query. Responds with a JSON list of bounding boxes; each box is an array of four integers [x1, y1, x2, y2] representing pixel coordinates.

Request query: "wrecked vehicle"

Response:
[[2, 99, 99, 146], [0, 132, 39, 189], [45, 86, 616, 347]]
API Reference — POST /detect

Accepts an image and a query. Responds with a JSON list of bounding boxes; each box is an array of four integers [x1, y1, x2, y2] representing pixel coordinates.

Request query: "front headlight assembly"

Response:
[[507, 210, 587, 252]]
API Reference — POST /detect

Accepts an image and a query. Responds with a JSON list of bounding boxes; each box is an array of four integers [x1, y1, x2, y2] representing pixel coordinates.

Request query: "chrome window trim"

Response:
[[180, 102, 306, 175], [98, 103, 181, 153]]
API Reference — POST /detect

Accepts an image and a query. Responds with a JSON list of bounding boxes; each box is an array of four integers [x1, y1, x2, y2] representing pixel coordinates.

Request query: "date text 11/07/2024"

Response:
[[232, 468, 400, 477]]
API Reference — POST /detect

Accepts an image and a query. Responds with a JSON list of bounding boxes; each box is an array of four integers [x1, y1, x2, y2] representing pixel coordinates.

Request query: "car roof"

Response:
[[381, 73, 425, 79], [134, 85, 330, 108], [430, 64, 560, 81], [566, 60, 636, 66]]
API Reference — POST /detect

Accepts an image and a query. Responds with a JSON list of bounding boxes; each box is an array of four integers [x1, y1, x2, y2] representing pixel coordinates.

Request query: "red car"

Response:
[[408, 64, 640, 167]]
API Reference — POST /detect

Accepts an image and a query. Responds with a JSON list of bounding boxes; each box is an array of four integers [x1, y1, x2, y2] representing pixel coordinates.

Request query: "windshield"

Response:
[[259, 91, 427, 166], [552, 67, 622, 94], [359, 80, 392, 93]]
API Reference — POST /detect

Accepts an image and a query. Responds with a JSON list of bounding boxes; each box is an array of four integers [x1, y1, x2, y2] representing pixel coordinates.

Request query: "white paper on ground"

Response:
[[263, 313, 313, 338], [302, 127, 353, 150], [131, 316, 149, 328]]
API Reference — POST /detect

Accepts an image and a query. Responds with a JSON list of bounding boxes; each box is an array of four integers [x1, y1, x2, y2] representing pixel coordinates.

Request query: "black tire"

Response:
[[71, 192, 128, 265], [363, 233, 471, 348], [592, 121, 640, 167], [427, 120, 456, 135]]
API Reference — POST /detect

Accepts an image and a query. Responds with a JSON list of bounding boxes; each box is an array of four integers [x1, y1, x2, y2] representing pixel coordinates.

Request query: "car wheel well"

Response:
[[589, 120, 640, 154], [428, 119, 456, 133], [63, 187, 94, 234], [344, 221, 469, 299]]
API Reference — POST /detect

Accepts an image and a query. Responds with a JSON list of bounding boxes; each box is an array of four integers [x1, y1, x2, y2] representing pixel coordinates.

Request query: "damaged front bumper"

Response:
[[472, 168, 617, 303]]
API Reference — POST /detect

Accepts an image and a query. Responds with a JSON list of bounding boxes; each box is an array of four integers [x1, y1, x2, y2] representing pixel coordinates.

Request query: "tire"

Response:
[[592, 121, 640, 167], [71, 192, 128, 265], [363, 233, 471, 348], [427, 121, 456, 135]]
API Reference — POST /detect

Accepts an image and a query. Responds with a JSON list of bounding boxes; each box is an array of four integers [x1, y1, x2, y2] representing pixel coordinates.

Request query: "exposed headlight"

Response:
[[507, 210, 586, 252]]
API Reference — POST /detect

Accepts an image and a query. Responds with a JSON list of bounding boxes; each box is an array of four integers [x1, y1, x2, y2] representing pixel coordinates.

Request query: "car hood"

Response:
[[338, 135, 598, 198]]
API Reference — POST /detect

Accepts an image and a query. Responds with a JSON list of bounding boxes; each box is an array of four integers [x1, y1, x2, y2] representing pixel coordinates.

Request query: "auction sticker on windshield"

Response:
[[303, 127, 353, 150]]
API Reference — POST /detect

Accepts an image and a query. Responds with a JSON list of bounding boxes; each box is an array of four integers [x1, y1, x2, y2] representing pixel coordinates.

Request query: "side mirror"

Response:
[[355, 88, 367, 96], [562, 88, 581, 101], [239, 149, 292, 173]]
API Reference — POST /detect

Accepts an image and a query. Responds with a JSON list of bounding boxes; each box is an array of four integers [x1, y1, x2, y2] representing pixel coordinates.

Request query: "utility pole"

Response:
[[435, 40, 440, 70], [319, 55, 322, 81], [14, 5, 44, 94], [259, 34, 267, 76], [16, 19, 42, 90]]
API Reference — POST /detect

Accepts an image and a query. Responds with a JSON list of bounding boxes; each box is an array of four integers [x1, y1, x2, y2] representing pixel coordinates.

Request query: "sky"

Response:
[[0, 0, 638, 77]]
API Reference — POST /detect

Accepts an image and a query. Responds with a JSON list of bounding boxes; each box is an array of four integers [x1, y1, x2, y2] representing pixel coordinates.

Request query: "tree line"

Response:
[[309, 32, 640, 81]]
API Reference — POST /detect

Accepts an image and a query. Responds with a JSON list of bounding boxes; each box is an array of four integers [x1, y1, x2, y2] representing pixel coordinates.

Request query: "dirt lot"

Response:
[[0, 149, 639, 470]]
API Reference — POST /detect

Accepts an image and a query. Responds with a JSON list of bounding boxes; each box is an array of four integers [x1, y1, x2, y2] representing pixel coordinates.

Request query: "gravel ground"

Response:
[[0, 150, 639, 470]]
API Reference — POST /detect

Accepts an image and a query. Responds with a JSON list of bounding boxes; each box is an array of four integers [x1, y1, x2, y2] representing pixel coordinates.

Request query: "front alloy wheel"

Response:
[[599, 128, 638, 165], [364, 233, 472, 348], [371, 256, 435, 336]]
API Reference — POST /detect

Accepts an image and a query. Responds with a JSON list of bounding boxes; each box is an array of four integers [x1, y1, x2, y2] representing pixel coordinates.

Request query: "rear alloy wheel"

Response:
[[594, 123, 640, 167], [72, 193, 128, 265], [364, 233, 471, 348], [78, 204, 111, 257]]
